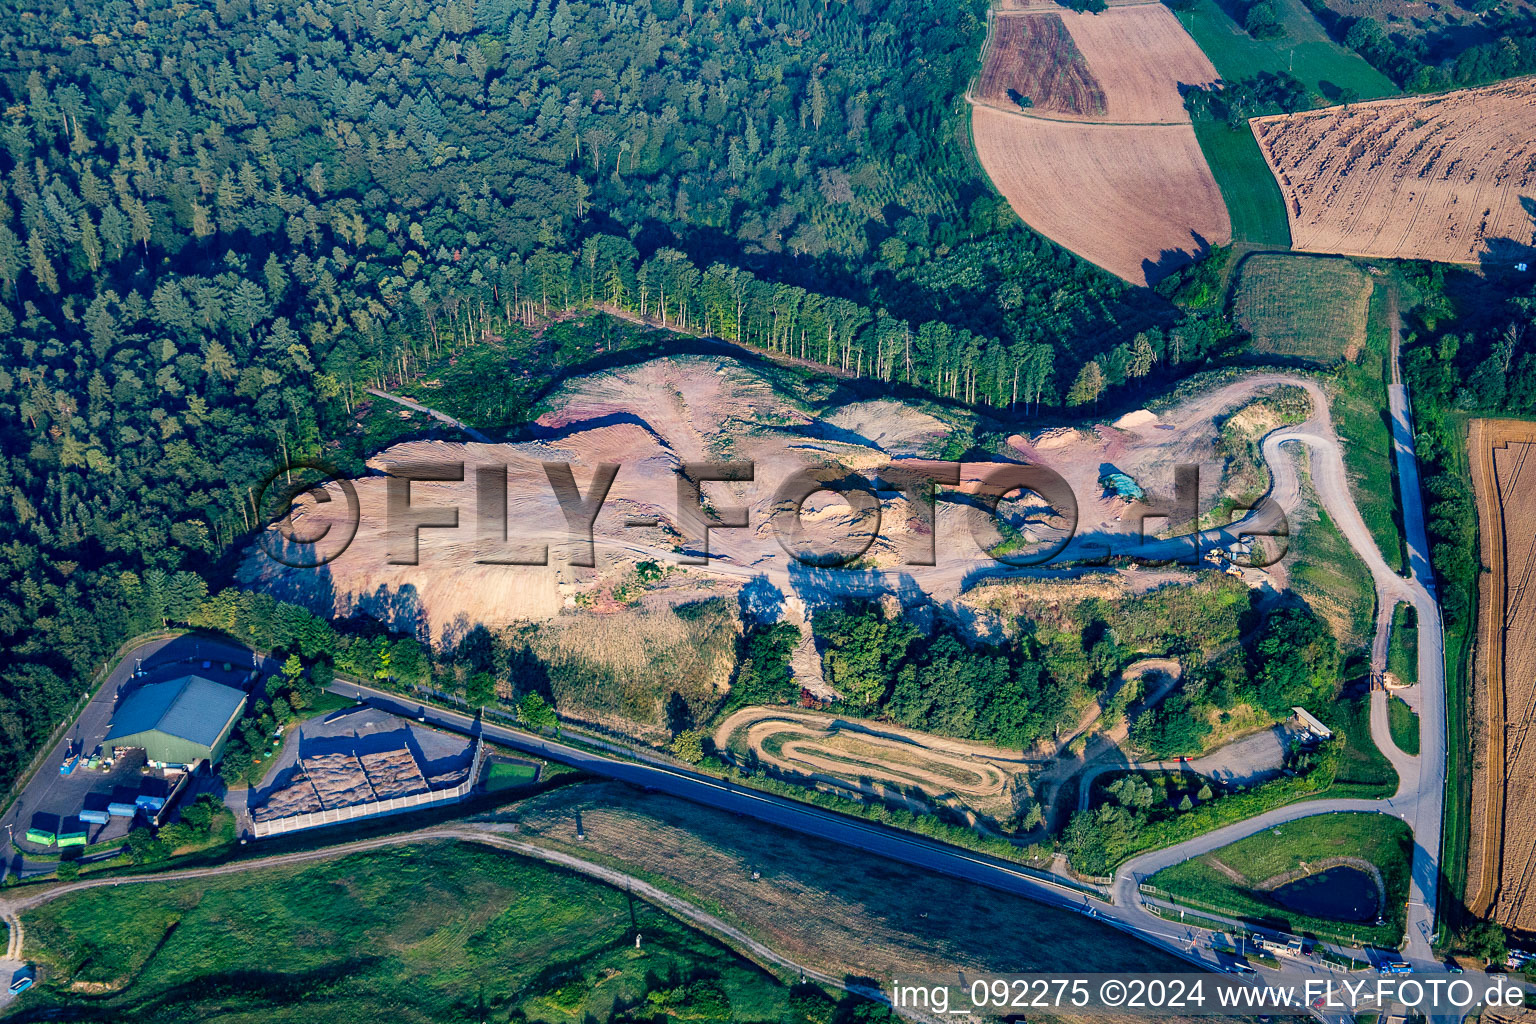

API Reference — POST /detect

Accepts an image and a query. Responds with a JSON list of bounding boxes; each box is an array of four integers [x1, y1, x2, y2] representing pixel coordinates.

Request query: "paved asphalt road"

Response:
[[1110, 405, 1444, 963], [0, 363, 1455, 1016]]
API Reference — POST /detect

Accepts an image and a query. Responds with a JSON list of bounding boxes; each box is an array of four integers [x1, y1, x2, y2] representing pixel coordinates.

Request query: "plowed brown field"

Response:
[[977, 14, 1107, 118], [972, 106, 1231, 285], [1054, 5, 1218, 123], [1252, 78, 1536, 264], [1468, 418, 1536, 933], [977, 6, 1217, 123]]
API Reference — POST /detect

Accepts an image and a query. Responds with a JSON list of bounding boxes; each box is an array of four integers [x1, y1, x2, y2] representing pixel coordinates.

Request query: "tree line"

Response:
[[0, 0, 1233, 805]]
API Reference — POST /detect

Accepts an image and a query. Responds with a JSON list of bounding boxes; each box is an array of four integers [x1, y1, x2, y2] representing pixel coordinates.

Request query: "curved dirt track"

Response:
[[714, 707, 1032, 820], [1115, 356, 1444, 964]]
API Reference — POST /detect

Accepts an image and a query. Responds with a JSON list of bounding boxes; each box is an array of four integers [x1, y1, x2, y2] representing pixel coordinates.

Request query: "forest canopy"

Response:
[[0, 0, 1233, 798]]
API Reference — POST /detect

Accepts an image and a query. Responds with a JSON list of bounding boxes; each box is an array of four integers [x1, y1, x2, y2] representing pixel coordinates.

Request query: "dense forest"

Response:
[[0, 0, 1253, 800], [1293, 0, 1536, 92]]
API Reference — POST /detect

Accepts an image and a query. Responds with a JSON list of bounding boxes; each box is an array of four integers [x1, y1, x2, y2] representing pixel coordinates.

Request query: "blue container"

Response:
[[78, 808, 110, 825], [134, 795, 166, 811], [106, 802, 138, 817]]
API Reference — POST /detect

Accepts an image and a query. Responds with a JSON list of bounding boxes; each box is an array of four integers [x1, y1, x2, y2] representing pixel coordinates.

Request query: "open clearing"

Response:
[[1252, 78, 1536, 264], [1234, 254, 1373, 366], [503, 780, 1191, 983], [1468, 418, 1536, 931], [1192, 120, 1293, 247], [976, 7, 1217, 124], [1172, 0, 1398, 102], [971, 4, 1228, 283], [973, 108, 1231, 285], [15, 842, 799, 1022]]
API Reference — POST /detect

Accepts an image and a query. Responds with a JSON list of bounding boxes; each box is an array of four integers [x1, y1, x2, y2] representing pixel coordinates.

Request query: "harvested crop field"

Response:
[[973, 106, 1231, 285], [1468, 418, 1536, 932], [1051, 5, 1218, 123], [1252, 79, 1536, 264], [976, 6, 1217, 124], [1233, 254, 1373, 365], [712, 707, 1030, 825]]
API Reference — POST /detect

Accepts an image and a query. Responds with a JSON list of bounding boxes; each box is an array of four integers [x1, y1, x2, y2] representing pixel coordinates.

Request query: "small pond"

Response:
[[1270, 866, 1380, 922]]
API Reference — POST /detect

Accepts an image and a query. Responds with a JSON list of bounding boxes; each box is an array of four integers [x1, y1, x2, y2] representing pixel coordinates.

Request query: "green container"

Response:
[[56, 831, 88, 848], [24, 828, 56, 846]]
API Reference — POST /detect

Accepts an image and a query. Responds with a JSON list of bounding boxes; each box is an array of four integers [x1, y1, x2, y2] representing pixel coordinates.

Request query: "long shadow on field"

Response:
[[1142, 232, 1214, 288]]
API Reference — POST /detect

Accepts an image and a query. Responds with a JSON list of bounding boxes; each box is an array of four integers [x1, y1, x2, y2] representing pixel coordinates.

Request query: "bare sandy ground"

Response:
[[242, 359, 1311, 651]]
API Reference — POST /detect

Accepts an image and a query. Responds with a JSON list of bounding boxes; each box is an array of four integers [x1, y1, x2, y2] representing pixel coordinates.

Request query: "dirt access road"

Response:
[[0, 824, 893, 1017], [1114, 330, 1444, 966]]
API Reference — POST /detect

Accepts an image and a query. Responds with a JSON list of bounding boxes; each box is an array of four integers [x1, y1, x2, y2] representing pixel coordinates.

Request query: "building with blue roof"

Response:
[[104, 675, 247, 768]]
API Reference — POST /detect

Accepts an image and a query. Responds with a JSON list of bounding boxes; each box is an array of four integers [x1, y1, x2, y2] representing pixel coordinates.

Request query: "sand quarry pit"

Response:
[[1468, 418, 1536, 932], [713, 706, 1031, 824], [971, 4, 1228, 284], [242, 360, 1316, 647], [1252, 78, 1536, 264]]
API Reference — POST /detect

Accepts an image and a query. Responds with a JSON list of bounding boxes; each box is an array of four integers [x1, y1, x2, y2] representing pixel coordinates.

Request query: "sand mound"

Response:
[[1031, 427, 1088, 451], [822, 400, 951, 456], [1113, 409, 1158, 430]]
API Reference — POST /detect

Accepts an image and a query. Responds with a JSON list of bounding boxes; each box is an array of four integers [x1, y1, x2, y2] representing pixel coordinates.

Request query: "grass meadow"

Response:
[[1319, 694, 1398, 800], [1234, 255, 1372, 366], [1387, 602, 1418, 685], [15, 842, 806, 1024], [1192, 121, 1291, 247], [1149, 811, 1413, 946], [1388, 696, 1420, 756], [1172, 0, 1398, 103], [1288, 478, 1377, 648], [1330, 278, 1408, 573]]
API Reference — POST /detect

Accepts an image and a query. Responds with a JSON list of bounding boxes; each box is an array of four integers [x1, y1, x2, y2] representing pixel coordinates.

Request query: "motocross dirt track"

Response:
[[1468, 418, 1536, 933], [712, 707, 1030, 824], [1251, 78, 1536, 264]]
